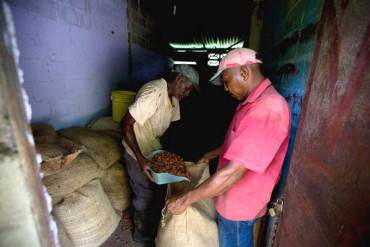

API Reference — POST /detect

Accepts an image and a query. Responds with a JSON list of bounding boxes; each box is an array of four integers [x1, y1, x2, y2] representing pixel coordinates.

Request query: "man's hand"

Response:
[[138, 157, 154, 182], [197, 153, 213, 164], [197, 147, 221, 164], [166, 193, 190, 215], [167, 162, 247, 216]]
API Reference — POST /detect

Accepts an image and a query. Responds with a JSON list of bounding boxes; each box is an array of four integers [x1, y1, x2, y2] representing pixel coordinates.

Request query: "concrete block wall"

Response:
[[127, 0, 159, 50], [8, 0, 129, 129], [126, 0, 169, 85]]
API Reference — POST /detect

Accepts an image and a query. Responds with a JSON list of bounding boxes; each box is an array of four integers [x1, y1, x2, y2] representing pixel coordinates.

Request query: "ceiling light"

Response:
[[170, 43, 204, 49], [170, 37, 244, 50], [207, 60, 219, 66], [192, 49, 208, 52], [208, 53, 220, 59], [174, 61, 197, 65]]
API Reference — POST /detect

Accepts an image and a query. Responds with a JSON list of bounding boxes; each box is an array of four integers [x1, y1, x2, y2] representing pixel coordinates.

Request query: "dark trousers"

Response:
[[123, 152, 166, 236]]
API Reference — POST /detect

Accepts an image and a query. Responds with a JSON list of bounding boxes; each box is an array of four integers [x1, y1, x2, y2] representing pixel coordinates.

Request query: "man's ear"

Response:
[[175, 73, 183, 84], [240, 66, 249, 81]]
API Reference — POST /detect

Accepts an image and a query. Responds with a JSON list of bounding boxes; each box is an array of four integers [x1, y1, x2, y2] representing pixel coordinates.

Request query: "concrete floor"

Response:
[[101, 211, 146, 247]]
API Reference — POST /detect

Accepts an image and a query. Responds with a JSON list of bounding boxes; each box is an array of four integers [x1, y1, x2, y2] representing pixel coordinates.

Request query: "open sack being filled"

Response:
[[156, 162, 219, 247]]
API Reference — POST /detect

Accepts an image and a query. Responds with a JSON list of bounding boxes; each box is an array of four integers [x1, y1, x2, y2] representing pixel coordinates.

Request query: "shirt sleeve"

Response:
[[223, 110, 289, 174], [128, 84, 160, 126]]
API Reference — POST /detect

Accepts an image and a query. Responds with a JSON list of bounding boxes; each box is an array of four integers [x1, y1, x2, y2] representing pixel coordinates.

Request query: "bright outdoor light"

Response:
[[208, 53, 220, 59], [170, 42, 204, 49], [174, 61, 197, 65], [170, 37, 244, 50], [207, 60, 220, 66]]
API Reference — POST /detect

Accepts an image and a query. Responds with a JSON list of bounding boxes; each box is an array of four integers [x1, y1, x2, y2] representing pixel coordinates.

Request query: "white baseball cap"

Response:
[[209, 48, 262, 83]]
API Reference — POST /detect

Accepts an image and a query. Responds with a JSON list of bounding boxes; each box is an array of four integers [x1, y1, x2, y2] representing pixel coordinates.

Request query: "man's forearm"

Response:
[[122, 113, 145, 161], [186, 162, 246, 204], [123, 126, 143, 159]]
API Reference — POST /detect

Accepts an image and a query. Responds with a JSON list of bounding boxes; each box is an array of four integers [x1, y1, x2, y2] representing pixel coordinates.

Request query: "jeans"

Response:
[[218, 213, 255, 247]]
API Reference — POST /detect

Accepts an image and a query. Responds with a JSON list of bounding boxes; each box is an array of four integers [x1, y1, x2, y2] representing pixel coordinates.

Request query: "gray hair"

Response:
[[174, 64, 200, 91]]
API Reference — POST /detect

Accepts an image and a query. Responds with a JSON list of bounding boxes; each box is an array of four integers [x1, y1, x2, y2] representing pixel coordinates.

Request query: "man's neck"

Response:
[[167, 82, 173, 98], [247, 76, 265, 95], [166, 82, 175, 106]]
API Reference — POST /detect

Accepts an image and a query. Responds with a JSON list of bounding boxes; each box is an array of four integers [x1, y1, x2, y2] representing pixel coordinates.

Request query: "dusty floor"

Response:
[[101, 211, 147, 247]]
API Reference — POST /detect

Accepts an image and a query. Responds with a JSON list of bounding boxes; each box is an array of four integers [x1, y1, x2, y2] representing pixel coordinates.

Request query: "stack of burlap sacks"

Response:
[[32, 119, 130, 247]]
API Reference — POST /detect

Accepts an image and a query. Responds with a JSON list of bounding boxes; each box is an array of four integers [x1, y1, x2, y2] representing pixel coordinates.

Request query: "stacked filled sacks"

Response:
[[35, 135, 86, 177], [31, 123, 56, 141], [87, 116, 120, 131], [100, 161, 130, 216], [53, 180, 120, 247], [54, 217, 73, 247], [42, 154, 104, 205], [88, 117, 131, 215], [60, 124, 131, 215], [59, 127, 122, 169], [32, 122, 131, 247], [32, 123, 85, 175]]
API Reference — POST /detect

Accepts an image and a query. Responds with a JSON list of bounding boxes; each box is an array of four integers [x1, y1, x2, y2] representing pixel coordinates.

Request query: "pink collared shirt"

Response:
[[215, 79, 291, 221]]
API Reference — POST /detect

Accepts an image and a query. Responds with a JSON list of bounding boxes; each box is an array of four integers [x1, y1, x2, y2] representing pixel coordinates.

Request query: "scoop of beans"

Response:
[[151, 152, 189, 178]]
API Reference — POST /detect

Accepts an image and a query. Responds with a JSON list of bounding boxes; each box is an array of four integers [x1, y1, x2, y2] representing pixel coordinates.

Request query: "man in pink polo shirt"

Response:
[[167, 48, 291, 247]]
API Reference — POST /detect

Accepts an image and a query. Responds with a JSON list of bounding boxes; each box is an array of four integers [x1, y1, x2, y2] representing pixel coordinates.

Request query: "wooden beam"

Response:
[[0, 3, 55, 246]]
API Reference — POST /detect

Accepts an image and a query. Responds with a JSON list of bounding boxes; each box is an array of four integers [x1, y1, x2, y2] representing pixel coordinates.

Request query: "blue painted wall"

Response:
[[258, 0, 324, 196], [8, 0, 129, 129], [131, 44, 169, 85]]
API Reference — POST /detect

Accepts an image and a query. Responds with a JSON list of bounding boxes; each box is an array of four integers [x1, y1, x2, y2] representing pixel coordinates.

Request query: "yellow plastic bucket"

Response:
[[111, 90, 136, 122]]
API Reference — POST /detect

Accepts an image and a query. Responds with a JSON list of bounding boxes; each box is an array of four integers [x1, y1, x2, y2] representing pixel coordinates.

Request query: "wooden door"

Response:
[[274, 0, 370, 246]]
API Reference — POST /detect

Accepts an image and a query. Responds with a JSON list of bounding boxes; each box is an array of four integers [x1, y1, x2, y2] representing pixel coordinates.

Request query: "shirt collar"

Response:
[[242, 78, 271, 105]]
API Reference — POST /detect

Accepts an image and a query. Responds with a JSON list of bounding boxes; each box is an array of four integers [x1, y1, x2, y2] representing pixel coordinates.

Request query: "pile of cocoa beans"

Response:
[[151, 152, 189, 178]]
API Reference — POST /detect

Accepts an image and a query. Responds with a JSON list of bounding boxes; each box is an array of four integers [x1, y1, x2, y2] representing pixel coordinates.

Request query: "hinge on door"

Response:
[[268, 198, 284, 217], [266, 198, 284, 247]]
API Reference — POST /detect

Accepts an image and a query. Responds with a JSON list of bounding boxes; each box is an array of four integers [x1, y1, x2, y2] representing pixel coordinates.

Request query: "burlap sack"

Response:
[[31, 123, 56, 137], [43, 154, 104, 199], [55, 218, 73, 247], [88, 117, 120, 131], [35, 136, 86, 176], [170, 162, 209, 195], [156, 162, 219, 247], [100, 161, 130, 215], [59, 127, 122, 169], [53, 179, 120, 247]]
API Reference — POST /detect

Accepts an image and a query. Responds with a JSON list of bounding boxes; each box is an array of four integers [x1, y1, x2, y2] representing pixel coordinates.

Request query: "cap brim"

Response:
[[210, 77, 223, 86], [209, 69, 224, 84]]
